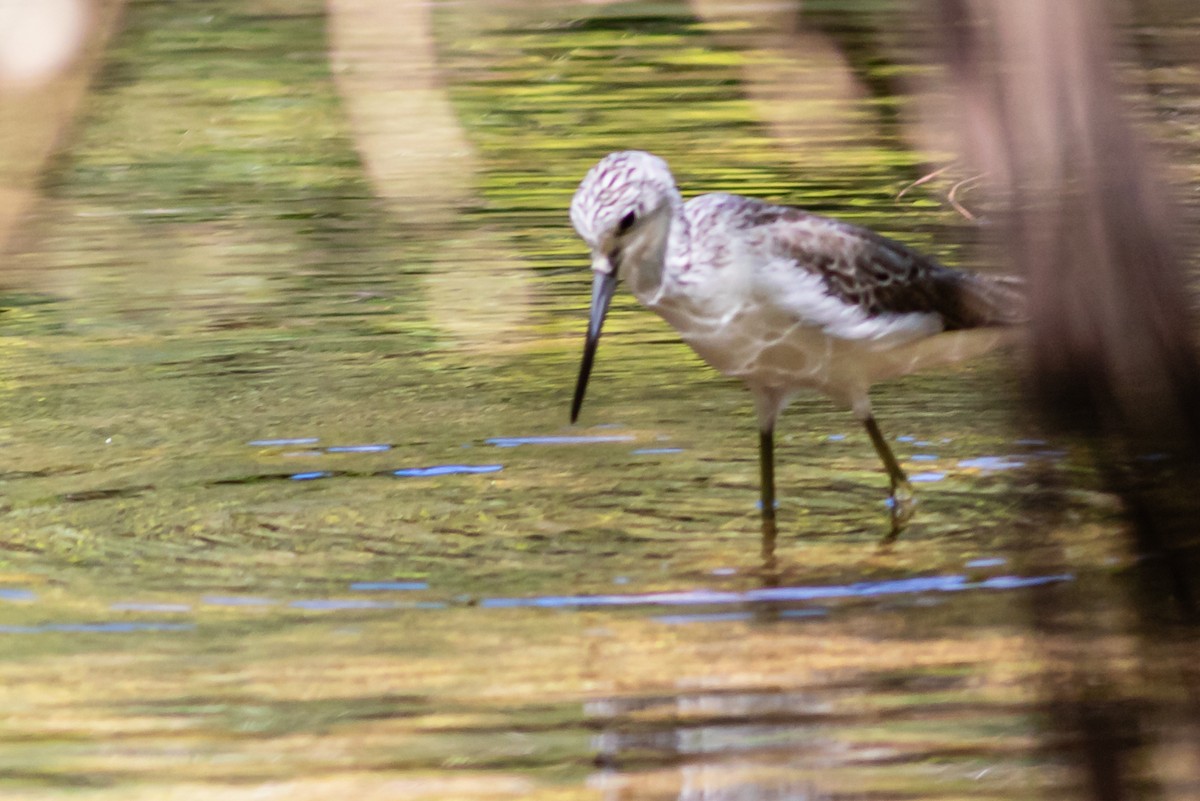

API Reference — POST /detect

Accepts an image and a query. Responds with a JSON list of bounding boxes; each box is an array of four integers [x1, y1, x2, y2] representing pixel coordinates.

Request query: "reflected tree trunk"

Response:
[[0, 0, 123, 259], [325, 0, 535, 354]]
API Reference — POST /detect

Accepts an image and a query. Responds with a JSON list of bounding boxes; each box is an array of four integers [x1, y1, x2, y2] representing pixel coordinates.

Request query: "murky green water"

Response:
[[1, 1, 1197, 798]]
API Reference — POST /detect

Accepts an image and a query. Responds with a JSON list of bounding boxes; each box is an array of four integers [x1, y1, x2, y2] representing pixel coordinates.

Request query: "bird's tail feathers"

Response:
[[944, 273, 1026, 330]]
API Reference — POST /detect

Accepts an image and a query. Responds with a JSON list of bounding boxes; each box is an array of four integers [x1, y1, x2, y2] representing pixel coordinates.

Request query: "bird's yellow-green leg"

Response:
[[863, 415, 915, 541], [758, 427, 778, 565]]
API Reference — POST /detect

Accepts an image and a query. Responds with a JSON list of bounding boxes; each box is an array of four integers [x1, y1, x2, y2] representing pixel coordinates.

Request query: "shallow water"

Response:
[[1, 0, 1198, 798]]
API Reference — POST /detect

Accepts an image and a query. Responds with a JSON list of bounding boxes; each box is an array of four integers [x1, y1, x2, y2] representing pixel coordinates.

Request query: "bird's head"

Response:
[[567, 151, 681, 423], [569, 150, 678, 289]]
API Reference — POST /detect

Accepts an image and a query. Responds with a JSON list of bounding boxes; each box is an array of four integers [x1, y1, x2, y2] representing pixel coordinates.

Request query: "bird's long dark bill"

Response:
[[570, 271, 617, 423]]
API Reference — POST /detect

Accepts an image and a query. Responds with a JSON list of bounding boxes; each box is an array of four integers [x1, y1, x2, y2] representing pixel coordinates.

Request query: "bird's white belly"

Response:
[[673, 302, 854, 394], [649, 292, 1008, 410]]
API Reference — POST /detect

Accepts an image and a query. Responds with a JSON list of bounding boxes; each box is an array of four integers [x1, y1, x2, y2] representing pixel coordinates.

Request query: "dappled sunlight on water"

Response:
[[0, 570, 1081, 799], [1, 0, 1197, 797]]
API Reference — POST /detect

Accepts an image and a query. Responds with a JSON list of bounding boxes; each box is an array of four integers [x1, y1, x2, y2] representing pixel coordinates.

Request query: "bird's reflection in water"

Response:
[[586, 689, 837, 801]]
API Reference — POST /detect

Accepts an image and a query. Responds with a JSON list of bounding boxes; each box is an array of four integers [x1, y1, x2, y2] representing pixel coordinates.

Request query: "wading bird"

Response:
[[568, 151, 1023, 549]]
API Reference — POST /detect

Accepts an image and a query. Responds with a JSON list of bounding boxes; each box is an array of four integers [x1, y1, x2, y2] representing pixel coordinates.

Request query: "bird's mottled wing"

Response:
[[735, 200, 1022, 330]]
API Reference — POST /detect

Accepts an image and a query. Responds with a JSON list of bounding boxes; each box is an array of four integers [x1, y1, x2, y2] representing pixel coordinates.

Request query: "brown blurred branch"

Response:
[[945, 173, 983, 221], [896, 162, 955, 200]]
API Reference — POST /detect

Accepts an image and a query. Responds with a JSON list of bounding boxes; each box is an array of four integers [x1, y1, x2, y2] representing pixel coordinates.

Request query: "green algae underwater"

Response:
[[2, 1, 1198, 798]]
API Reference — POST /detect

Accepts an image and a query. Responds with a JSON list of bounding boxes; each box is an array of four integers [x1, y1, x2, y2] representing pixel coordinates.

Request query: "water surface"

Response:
[[1, 0, 1197, 798]]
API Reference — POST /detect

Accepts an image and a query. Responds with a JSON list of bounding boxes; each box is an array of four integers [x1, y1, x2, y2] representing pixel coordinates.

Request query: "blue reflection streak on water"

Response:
[[202, 595, 276, 607], [909, 454, 938, 461], [480, 573, 1072, 609], [326, 444, 392, 453], [826, 434, 846, 442], [290, 471, 331, 481], [111, 602, 192, 613], [486, 435, 636, 447], [911, 472, 947, 483], [959, 456, 1026, 471], [1, 588, 36, 602], [631, 447, 684, 455], [249, 437, 320, 447], [483, 588, 744, 608], [0, 622, 195, 634], [980, 575, 1066, 590], [966, 557, 1008, 568], [350, 581, 429, 591], [393, 464, 503, 477]]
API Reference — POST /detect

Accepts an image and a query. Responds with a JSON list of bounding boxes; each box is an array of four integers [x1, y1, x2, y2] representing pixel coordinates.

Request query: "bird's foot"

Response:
[[883, 481, 916, 544]]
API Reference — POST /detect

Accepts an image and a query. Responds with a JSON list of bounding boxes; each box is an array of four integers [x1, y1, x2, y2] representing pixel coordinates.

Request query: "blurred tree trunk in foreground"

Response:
[[934, 0, 1200, 614], [933, 0, 1200, 798], [0, 0, 123, 259]]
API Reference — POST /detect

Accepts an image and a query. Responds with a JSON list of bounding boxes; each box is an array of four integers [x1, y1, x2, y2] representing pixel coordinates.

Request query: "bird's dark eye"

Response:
[[617, 211, 637, 234]]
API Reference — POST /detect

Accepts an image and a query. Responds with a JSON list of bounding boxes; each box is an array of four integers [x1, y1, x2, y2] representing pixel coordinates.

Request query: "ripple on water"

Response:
[[654, 612, 754, 625], [486, 435, 636, 447], [289, 599, 400, 611], [959, 456, 1026, 471], [201, 595, 276, 607], [290, 471, 333, 481], [110, 602, 192, 613], [0, 622, 195, 634], [248, 437, 320, 447], [480, 573, 1072, 610], [965, 557, 1008, 569], [289, 598, 446, 611], [642, 608, 829, 626], [350, 581, 429, 591], [393, 464, 502, 477]]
